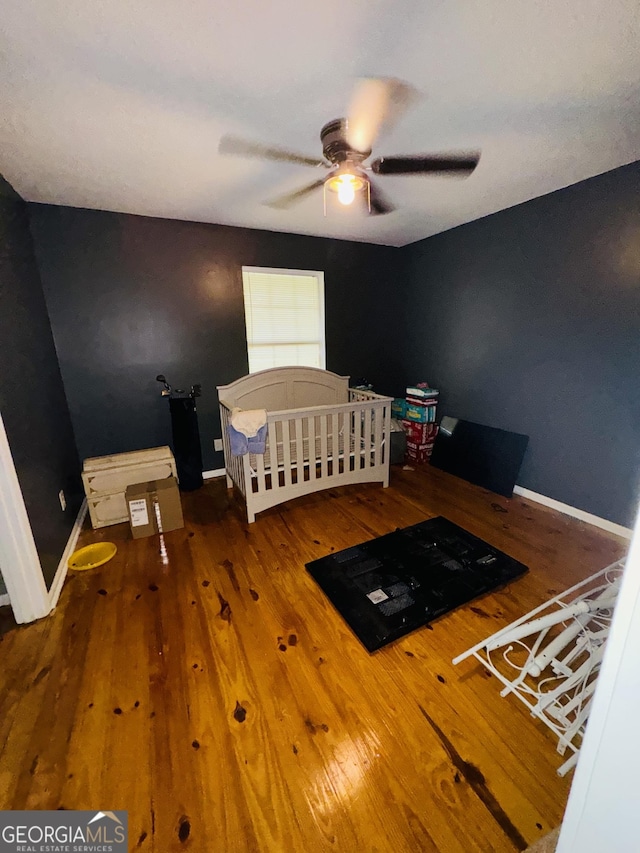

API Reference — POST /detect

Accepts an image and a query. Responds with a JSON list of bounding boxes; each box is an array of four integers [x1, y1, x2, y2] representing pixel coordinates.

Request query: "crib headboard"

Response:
[[217, 366, 350, 412]]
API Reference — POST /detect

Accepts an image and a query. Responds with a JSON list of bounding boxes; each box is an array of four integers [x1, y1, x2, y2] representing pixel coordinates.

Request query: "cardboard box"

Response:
[[406, 395, 438, 407], [406, 440, 436, 464], [404, 402, 437, 423], [406, 385, 439, 399], [125, 477, 184, 539], [391, 398, 408, 419], [401, 420, 439, 445], [406, 439, 436, 452]]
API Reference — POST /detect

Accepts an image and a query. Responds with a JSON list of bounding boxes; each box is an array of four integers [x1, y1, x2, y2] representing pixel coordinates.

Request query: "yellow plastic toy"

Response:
[[68, 542, 117, 571]]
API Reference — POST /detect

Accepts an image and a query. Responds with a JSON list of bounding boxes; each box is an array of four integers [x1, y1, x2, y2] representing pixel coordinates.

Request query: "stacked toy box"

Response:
[[394, 384, 439, 463]]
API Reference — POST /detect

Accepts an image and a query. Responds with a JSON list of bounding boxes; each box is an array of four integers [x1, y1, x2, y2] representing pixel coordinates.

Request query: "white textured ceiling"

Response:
[[1, 0, 639, 246]]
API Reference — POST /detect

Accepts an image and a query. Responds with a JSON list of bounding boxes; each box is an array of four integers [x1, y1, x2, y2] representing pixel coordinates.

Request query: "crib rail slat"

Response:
[[383, 402, 391, 472], [308, 416, 317, 480], [320, 414, 329, 479], [266, 422, 279, 492], [294, 417, 304, 484], [364, 407, 373, 468], [353, 405, 362, 470], [256, 437, 267, 494], [282, 419, 292, 487], [373, 404, 383, 469]]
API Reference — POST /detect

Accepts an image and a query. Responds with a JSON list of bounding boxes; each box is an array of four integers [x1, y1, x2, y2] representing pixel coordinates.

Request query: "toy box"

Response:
[[83, 446, 177, 529]]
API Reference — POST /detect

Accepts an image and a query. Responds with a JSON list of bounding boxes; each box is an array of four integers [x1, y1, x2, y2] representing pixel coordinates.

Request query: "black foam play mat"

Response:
[[306, 516, 528, 652]]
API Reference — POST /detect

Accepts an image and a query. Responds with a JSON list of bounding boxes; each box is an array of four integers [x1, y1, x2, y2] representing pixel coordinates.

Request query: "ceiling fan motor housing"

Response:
[[321, 119, 371, 165]]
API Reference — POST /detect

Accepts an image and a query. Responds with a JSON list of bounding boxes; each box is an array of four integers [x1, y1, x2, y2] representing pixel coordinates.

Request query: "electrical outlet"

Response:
[[214, 438, 223, 452], [58, 490, 66, 511]]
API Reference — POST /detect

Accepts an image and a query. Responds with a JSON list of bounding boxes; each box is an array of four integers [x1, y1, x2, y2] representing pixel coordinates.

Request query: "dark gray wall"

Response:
[[28, 160, 640, 529], [0, 178, 81, 589], [403, 161, 640, 527], [29, 206, 403, 472]]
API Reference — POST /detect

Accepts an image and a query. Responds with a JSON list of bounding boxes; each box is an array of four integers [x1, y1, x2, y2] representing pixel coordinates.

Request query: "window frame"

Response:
[[241, 265, 327, 374]]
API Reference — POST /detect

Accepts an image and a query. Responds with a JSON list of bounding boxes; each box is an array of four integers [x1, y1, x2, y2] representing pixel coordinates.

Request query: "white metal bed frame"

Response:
[[453, 560, 624, 776], [217, 366, 392, 523]]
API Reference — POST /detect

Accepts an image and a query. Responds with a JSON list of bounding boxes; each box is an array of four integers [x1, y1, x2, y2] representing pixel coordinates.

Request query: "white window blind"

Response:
[[242, 267, 326, 374]]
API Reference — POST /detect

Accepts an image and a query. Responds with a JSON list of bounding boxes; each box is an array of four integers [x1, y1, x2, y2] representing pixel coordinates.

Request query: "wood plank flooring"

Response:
[[0, 465, 628, 852]]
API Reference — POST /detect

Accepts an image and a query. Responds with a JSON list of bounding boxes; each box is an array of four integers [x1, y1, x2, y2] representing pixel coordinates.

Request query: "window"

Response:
[[242, 267, 326, 374]]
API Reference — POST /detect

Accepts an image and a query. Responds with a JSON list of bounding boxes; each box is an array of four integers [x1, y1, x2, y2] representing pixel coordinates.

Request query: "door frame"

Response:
[[0, 411, 50, 623], [556, 501, 640, 851]]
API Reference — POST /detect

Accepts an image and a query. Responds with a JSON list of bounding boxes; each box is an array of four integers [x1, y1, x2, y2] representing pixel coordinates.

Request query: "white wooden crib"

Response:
[[217, 366, 392, 523]]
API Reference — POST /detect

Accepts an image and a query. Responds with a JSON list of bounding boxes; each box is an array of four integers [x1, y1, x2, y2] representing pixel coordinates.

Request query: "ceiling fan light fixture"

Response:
[[337, 177, 356, 206], [326, 169, 366, 206]]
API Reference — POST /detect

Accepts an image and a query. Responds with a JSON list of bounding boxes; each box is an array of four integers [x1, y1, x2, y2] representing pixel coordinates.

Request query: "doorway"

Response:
[[0, 411, 50, 623]]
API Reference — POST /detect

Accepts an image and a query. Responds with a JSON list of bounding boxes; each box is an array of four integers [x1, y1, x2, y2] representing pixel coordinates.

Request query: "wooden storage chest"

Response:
[[82, 446, 178, 529]]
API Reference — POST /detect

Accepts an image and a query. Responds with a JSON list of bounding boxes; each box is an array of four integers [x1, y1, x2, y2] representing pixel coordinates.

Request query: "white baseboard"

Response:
[[48, 498, 88, 610], [513, 486, 632, 540], [203, 468, 226, 480], [0, 593, 9, 607], [49, 474, 222, 610]]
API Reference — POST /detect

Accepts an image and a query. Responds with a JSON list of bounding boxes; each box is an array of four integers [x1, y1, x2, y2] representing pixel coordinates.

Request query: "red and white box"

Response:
[[402, 420, 439, 445], [406, 440, 436, 464]]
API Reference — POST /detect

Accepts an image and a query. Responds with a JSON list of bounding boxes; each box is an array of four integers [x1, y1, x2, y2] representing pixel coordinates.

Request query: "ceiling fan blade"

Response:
[[371, 152, 480, 176], [367, 179, 395, 216], [264, 178, 326, 210], [219, 135, 326, 168], [346, 77, 418, 154]]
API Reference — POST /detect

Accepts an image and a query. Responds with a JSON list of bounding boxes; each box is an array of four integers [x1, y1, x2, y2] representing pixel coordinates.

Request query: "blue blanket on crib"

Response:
[[227, 423, 267, 456]]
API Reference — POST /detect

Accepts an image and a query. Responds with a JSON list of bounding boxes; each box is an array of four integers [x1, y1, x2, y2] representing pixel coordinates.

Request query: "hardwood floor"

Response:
[[0, 465, 628, 852]]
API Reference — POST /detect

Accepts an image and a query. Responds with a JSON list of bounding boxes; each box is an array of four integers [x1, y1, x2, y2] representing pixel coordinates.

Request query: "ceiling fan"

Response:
[[218, 78, 480, 216]]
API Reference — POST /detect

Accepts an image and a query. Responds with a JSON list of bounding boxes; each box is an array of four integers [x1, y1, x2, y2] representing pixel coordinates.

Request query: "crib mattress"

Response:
[[249, 430, 368, 475]]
